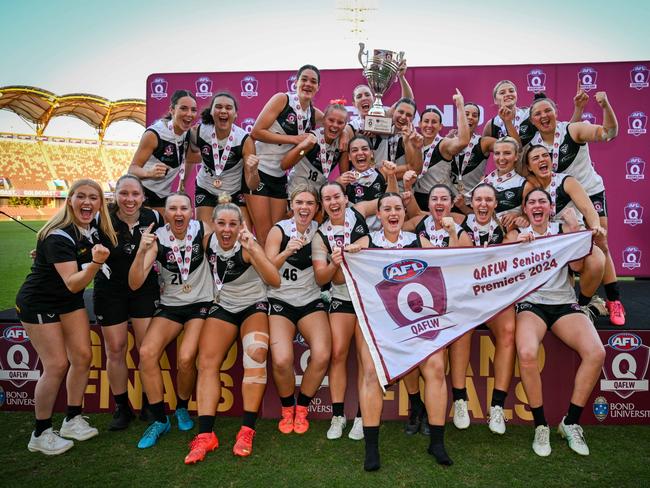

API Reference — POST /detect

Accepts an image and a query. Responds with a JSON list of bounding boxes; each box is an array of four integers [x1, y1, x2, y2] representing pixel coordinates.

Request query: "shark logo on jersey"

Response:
[[505, 190, 515, 201], [355, 225, 365, 234], [196, 194, 205, 204], [272, 304, 284, 312]]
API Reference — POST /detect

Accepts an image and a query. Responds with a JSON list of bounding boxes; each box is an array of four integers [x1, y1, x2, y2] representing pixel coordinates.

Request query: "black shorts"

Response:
[[268, 298, 326, 324], [195, 185, 246, 208], [414, 192, 429, 212], [516, 302, 584, 330], [589, 191, 607, 217], [250, 170, 287, 199], [143, 187, 167, 208], [15, 302, 85, 325], [93, 287, 159, 327], [329, 298, 356, 315], [152, 302, 212, 326], [206, 301, 269, 327]]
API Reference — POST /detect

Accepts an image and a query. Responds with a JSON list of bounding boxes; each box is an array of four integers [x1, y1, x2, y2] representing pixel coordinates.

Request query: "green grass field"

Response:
[[1, 412, 649, 487]]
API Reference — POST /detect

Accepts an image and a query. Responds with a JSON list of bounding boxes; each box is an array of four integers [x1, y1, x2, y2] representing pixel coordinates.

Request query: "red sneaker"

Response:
[[293, 405, 309, 434], [184, 432, 218, 465], [606, 300, 626, 326], [233, 426, 255, 457], [278, 406, 295, 434]]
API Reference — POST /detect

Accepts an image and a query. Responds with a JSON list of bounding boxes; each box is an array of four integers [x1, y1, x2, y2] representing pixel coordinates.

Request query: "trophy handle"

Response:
[[357, 42, 368, 68], [397, 51, 405, 64]]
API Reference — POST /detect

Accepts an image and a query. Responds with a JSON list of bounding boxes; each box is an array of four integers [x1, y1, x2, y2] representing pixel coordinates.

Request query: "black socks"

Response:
[[363, 426, 380, 471]]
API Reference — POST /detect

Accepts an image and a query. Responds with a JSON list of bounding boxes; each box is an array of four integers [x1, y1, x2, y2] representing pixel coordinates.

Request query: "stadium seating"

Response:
[[0, 139, 51, 190]]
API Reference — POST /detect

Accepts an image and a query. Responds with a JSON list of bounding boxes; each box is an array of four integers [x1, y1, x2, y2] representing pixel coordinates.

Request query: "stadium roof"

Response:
[[0, 85, 145, 139]]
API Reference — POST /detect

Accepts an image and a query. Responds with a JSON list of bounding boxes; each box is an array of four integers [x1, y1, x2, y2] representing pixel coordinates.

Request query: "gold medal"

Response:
[[457, 181, 464, 193], [352, 171, 360, 180], [213, 179, 222, 189], [214, 293, 220, 303], [182, 283, 192, 293]]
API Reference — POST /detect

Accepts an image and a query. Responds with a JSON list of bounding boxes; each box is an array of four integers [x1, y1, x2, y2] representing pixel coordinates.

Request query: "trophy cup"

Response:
[[357, 43, 405, 134]]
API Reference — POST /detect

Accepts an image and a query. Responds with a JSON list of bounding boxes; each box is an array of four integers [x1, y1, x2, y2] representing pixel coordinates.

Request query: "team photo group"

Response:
[[15, 60, 624, 471]]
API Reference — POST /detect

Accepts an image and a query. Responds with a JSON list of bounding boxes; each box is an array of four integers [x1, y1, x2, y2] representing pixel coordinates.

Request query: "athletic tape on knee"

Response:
[[242, 331, 269, 384]]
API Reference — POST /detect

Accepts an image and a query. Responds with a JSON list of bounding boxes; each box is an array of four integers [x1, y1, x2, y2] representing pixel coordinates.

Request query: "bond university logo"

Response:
[[240, 76, 259, 99], [601, 333, 649, 399], [150, 78, 168, 100], [578, 67, 598, 91], [622, 246, 642, 270], [195, 77, 213, 100], [375, 259, 447, 340], [527, 69, 546, 93], [593, 396, 609, 421], [623, 203, 644, 226], [630, 65, 649, 90], [626, 157, 645, 182], [627, 112, 647, 136]]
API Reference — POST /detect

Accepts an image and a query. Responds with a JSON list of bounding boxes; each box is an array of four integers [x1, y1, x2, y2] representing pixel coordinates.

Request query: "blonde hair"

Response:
[[212, 202, 242, 223], [38, 179, 117, 246], [289, 183, 319, 203]]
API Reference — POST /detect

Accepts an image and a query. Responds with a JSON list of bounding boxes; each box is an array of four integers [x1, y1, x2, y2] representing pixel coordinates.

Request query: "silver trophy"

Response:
[[357, 43, 405, 134]]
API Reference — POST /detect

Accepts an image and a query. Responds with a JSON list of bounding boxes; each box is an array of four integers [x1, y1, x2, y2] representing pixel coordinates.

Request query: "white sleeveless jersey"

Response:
[[195, 124, 248, 196], [155, 220, 213, 306], [267, 219, 321, 305], [414, 141, 453, 194], [517, 223, 576, 305], [141, 119, 189, 198]]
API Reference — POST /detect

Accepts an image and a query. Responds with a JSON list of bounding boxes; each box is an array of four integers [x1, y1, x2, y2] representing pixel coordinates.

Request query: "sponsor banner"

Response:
[[341, 232, 592, 385]]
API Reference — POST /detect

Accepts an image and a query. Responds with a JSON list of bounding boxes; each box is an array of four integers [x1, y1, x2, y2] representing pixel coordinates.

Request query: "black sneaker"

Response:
[[420, 418, 430, 436], [404, 405, 423, 435], [109, 405, 135, 431], [139, 407, 155, 423]]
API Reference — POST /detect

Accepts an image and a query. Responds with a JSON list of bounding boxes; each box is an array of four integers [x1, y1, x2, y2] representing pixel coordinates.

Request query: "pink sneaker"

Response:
[[606, 300, 626, 326]]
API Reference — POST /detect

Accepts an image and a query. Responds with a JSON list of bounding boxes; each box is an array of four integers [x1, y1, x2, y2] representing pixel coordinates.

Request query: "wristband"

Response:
[[92, 260, 104, 265]]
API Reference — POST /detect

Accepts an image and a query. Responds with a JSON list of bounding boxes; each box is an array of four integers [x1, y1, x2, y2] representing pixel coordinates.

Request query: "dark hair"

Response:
[[523, 144, 549, 166], [465, 102, 481, 119], [421, 108, 442, 124], [377, 191, 404, 210], [349, 134, 372, 148], [395, 97, 417, 113], [524, 187, 552, 206], [165, 192, 193, 209], [163, 89, 196, 120], [529, 93, 557, 113], [319, 181, 346, 200], [200, 92, 239, 124], [471, 182, 497, 200], [428, 183, 453, 200], [297, 64, 320, 84], [109, 174, 145, 215]]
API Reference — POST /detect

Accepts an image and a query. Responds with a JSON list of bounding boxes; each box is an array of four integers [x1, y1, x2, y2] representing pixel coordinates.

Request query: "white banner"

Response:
[[341, 231, 593, 386]]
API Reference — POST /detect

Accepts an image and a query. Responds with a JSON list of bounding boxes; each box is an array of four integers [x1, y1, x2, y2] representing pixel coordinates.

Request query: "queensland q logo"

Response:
[[622, 246, 642, 270], [195, 77, 213, 99], [240, 76, 259, 99], [630, 65, 649, 90], [0, 344, 41, 388], [627, 112, 647, 136], [527, 69, 546, 93], [626, 157, 645, 182], [624, 202, 644, 226], [286, 75, 298, 93], [150, 78, 168, 100], [601, 333, 649, 399], [241, 117, 256, 134], [578, 67, 598, 91]]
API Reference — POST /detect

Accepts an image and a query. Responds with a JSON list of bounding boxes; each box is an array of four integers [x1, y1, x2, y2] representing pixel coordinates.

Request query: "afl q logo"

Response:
[[626, 157, 645, 182], [622, 246, 641, 270], [623, 202, 643, 226], [150, 78, 168, 100], [581, 112, 596, 125], [375, 259, 447, 338], [286, 75, 298, 94], [629, 65, 649, 90], [600, 333, 649, 399], [240, 76, 259, 99], [578, 67, 598, 91], [627, 112, 647, 136], [241, 117, 256, 134], [526, 69, 546, 93], [0, 342, 41, 388], [195, 77, 213, 100]]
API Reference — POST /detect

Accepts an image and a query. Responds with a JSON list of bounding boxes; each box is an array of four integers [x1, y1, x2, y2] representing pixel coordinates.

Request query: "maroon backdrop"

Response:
[[147, 61, 650, 277], [2, 323, 648, 426]]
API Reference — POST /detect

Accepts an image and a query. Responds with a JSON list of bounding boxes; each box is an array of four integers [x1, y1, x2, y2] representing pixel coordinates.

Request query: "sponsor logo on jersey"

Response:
[[593, 396, 609, 421], [3, 326, 29, 343], [578, 67, 598, 91], [355, 225, 365, 234], [600, 333, 649, 399], [622, 246, 642, 270], [628, 111, 647, 136], [581, 112, 596, 124], [624, 202, 644, 226], [630, 65, 649, 90], [164, 145, 175, 157], [526, 69, 546, 93], [626, 157, 645, 182], [195, 76, 213, 99], [241, 117, 256, 134], [504, 190, 515, 200], [286, 75, 298, 93], [150, 78, 168, 100], [240, 76, 259, 99], [272, 304, 283, 312]]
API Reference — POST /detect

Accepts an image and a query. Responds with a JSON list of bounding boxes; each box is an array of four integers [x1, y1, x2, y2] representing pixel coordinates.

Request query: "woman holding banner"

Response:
[[128, 90, 198, 212], [250, 65, 322, 246], [509, 189, 606, 457], [351, 192, 454, 469], [527, 91, 623, 325], [17, 179, 116, 455]]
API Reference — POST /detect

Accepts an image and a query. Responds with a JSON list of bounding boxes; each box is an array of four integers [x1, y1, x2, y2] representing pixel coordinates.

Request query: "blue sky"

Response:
[[1, 0, 649, 139]]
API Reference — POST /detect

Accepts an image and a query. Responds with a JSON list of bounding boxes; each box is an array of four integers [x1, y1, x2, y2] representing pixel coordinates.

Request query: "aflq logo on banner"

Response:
[[342, 231, 593, 386]]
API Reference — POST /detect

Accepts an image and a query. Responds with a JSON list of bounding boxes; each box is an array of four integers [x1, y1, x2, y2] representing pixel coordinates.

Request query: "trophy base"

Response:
[[362, 115, 393, 135]]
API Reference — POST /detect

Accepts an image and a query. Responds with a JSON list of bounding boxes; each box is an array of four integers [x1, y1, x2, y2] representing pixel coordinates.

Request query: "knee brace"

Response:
[[242, 331, 269, 384]]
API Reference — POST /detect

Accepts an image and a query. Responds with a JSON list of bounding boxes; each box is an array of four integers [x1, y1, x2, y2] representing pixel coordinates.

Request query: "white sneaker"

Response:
[[348, 416, 364, 440], [532, 425, 552, 457], [60, 415, 99, 441], [558, 417, 590, 456], [326, 416, 347, 440], [28, 428, 74, 455], [589, 295, 608, 316], [488, 405, 506, 435], [452, 399, 470, 429]]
